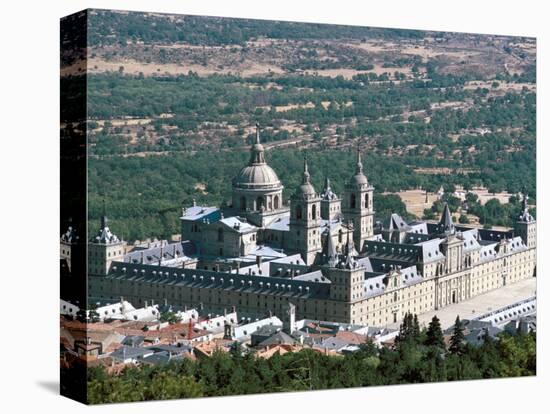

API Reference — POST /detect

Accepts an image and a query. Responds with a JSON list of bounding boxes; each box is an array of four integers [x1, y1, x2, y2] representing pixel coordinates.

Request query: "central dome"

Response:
[[233, 164, 282, 190], [232, 125, 283, 191]]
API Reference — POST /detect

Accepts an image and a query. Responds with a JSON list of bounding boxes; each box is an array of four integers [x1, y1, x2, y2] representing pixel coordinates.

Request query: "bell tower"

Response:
[[342, 150, 374, 253], [289, 157, 322, 265]]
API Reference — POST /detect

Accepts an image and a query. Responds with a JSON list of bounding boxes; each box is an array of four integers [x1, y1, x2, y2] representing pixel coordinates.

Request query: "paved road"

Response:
[[387, 277, 537, 330]]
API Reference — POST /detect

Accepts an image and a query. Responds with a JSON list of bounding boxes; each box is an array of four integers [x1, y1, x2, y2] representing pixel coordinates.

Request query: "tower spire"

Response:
[[439, 202, 455, 234], [355, 146, 363, 175], [519, 192, 534, 222], [249, 123, 265, 164], [343, 223, 357, 268], [325, 225, 338, 267], [324, 176, 331, 192], [101, 198, 107, 229], [302, 155, 311, 184]]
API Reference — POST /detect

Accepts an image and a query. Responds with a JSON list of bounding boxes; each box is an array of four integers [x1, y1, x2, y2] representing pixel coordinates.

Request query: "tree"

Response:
[[459, 214, 469, 224], [449, 315, 465, 355], [159, 311, 181, 324], [425, 316, 445, 349], [396, 312, 420, 346], [412, 314, 420, 340]]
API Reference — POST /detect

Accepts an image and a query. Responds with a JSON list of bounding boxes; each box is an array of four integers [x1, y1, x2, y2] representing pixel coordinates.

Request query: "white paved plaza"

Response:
[[387, 277, 537, 330]]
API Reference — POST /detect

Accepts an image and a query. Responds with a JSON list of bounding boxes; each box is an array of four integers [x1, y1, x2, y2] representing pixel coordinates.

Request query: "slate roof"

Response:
[[416, 238, 445, 263], [219, 216, 257, 233], [460, 229, 482, 253], [257, 330, 297, 347], [266, 216, 290, 231], [61, 226, 78, 243], [181, 206, 221, 223], [293, 270, 331, 283], [389, 213, 410, 232], [107, 262, 332, 300], [124, 241, 196, 265], [266, 216, 348, 233], [110, 345, 154, 361]]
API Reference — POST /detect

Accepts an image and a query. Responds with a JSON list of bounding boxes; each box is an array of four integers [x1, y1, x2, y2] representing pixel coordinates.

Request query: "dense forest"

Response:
[[76, 11, 536, 242], [80, 316, 535, 404], [88, 10, 426, 47]]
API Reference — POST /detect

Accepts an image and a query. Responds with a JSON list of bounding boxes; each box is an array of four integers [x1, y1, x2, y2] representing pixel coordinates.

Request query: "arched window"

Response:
[[256, 196, 264, 211], [350, 193, 356, 209], [296, 205, 303, 220], [240, 196, 246, 211], [312, 204, 317, 219], [217, 228, 224, 242], [274, 195, 279, 209], [365, 193, 369, 208], [338, 229, 343, 243]]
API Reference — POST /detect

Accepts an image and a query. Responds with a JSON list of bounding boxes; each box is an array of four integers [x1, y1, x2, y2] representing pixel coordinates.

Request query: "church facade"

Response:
[[86, 128, 536, 326]]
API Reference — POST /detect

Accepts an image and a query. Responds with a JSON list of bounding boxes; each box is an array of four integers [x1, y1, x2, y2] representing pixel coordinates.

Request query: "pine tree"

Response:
[[449, 315, 465, 355], [396, 312, 415, 345], [426, 315, 445, 349], [412, 314, 420, 342]]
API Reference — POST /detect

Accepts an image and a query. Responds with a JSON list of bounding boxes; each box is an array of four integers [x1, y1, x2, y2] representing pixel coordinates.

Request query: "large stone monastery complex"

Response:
[[76, 128, 536, 326]]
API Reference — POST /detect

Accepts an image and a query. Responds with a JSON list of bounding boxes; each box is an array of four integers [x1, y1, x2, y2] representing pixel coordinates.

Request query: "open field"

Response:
[[384, 189, 438, 218], [88, 57, 285, 77]]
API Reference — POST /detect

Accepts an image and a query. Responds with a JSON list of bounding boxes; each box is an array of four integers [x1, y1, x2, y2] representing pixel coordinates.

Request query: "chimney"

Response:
[[256, 255, 262, 268], [144, 300, 148, 307], [141, 252, 144, 264]]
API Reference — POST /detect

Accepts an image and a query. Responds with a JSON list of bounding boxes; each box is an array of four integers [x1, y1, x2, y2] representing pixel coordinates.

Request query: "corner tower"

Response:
[[515, 193, 536, 249], [342, 150, 374, 252], [288, 157, 322, 265], [88, 207, 125, 276]]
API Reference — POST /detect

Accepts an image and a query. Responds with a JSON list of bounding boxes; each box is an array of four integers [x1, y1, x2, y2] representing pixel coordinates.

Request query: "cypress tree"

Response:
[[449, 315, 465, 355], [412, 314, 420, 342], [426, 315, 445, 349], [396, 312, 417, 345]]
